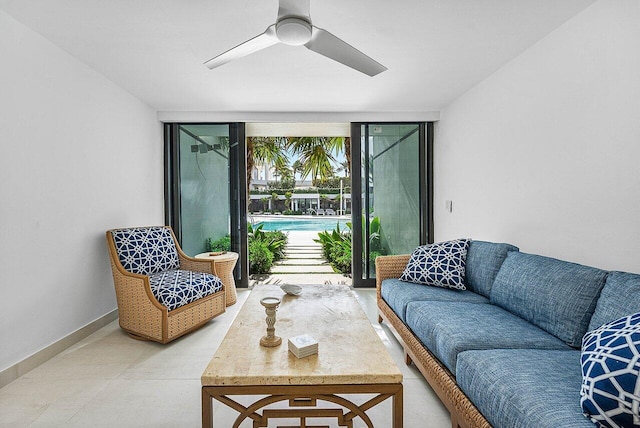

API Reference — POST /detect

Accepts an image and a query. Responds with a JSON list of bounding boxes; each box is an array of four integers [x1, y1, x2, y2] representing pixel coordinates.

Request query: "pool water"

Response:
[[253, 216, 350, 231]]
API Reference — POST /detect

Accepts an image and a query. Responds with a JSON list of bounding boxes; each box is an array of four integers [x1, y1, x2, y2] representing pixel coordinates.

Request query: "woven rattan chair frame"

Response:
[[106, 226, 226, 344], [376, 255, 492, 428]]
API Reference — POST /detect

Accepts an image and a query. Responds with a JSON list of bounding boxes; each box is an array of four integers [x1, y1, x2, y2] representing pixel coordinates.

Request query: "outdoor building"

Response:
[[249, 157, 351, 215]]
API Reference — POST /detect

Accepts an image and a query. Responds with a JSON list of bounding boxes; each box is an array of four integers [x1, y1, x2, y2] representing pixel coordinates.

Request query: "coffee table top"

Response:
[[201, 284, 402, 386]]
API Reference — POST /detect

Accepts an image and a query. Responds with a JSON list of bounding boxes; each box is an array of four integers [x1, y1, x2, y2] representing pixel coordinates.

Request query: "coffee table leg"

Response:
[[393, 384, 403, 428], [202, 387, 212, 428]]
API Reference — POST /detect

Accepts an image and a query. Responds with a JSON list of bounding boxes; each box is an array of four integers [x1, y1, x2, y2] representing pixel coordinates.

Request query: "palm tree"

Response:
[[291, 159, 303, 187], [273, 163, 292, 187], [320, 194, 328, 210], [246, 137, 288, 191], [285, 137, 345, 182], [328, 136, 350, 177], [343, 137, 351, 177], [284, 191, 293, 210]]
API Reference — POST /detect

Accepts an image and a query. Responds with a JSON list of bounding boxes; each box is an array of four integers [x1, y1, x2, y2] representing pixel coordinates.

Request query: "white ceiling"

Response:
[[0, 0, 595, 113]]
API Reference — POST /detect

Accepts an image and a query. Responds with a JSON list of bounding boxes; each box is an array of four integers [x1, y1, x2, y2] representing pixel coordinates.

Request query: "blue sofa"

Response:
[[376, 241, 640, 428]]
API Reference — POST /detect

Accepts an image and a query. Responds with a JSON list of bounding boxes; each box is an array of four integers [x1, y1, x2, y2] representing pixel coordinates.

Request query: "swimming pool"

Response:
[[252, 216, 350, 231]]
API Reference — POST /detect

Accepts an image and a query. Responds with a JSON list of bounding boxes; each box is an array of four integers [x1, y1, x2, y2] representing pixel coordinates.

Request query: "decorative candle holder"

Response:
[[260, 296, 282, 347]]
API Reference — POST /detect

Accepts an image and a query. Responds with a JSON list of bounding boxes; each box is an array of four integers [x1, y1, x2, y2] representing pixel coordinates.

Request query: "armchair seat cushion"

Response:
[[149, 270, 223, 311]]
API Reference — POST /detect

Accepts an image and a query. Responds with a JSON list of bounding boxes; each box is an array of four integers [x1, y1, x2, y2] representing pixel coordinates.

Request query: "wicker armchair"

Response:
[[106, 226, 226, 343]]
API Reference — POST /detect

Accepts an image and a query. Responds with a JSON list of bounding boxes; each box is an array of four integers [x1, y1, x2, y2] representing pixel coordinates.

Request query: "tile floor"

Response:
[[0, 287, 450, 427]]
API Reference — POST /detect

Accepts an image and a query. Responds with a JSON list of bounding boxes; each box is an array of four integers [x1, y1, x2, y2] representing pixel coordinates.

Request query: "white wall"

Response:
[[0, 11, 163, 371], [435, 0, 640, 273]]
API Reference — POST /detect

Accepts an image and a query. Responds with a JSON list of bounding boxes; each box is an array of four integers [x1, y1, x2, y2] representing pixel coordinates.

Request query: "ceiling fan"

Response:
[[203, 0, 387, 77]]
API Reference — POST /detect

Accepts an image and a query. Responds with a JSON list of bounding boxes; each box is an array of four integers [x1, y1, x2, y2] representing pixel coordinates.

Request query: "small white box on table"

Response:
[[288, 334, 318, 358]]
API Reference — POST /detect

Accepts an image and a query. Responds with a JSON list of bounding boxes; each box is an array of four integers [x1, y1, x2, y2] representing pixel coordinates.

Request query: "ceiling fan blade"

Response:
[[204, 25, 279, 70], [278, 0, 310, 20], [305, 27, 387, 77]]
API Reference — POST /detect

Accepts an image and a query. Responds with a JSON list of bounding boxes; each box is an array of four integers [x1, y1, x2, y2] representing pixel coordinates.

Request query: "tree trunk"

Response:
[[345, 137, 351, 176], [246, 138, 254, 193]]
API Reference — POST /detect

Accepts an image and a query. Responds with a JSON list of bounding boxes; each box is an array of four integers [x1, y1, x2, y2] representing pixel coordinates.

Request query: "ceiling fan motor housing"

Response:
[[276, 17, 312, 46]]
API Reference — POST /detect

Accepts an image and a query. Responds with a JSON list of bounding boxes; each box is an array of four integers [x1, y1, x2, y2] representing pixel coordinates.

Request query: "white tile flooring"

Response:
[[0, 288, 450, 428]]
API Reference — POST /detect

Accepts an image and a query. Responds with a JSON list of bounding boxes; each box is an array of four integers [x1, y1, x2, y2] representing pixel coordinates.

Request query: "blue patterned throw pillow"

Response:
[[581, 312, 640, 428], [111, 227, 180, 276], [399, 239, 470, 290]]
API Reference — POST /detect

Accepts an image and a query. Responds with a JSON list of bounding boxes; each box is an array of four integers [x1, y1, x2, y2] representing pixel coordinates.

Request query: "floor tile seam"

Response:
[[32, 377, 115, 423]]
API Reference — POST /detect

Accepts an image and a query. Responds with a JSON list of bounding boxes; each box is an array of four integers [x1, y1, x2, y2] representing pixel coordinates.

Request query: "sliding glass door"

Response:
[[351, 123, 433, 287], [164, 123, 248, 287]]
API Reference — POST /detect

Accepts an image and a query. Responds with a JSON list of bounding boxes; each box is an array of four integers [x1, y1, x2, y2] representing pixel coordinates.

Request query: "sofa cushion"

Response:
[[111, 227, 180, 276], [381, 278, 488, 322], [400, 239, 470, 290], [457, 349, 592, 428], [465, 240, 519, 297], [148, 269, 223, 311], [490, 252, 608, 348], [581, 312, 640, 428], [405, 301, 570, 374], [589, 271, 640, 331]]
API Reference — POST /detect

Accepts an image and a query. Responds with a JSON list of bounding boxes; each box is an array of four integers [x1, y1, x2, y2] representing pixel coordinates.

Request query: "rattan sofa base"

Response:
[[376, 255, 491, 428]]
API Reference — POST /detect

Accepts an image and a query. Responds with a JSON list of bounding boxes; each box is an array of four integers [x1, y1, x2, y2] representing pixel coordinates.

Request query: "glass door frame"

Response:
[[164, 122, 249, 288], [350, 122, 434, 288]]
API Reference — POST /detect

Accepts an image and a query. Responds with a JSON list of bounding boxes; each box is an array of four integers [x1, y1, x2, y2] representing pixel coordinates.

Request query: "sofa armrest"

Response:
[[375, 254, 411, 299]]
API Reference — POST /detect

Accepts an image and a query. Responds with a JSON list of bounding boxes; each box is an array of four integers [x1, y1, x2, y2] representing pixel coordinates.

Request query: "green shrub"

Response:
[[315, 223, 352, 274], [369, 250, 382, 269], [315, 217, 387, 275], [329, 241, 352, 274], [248, 223, 288, 263], [264, 230, 287, 261], [249, 240, 273, 274], [315, 230, 334, 259], [205, 235, 231, 252]]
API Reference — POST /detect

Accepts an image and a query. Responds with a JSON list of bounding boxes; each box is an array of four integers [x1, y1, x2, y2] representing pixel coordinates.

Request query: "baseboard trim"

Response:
[[0, 309, 119, 389]]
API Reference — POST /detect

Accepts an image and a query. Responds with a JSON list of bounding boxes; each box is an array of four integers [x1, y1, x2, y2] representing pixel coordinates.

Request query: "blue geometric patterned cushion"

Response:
[[111, 227, 180, 276], [581, 312, 640, 428], [400, 239, 470, 290], [148, 270, 223, 311]]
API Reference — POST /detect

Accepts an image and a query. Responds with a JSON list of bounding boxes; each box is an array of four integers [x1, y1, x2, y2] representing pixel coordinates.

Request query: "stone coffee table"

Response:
[[201, 284, 403, 427]]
